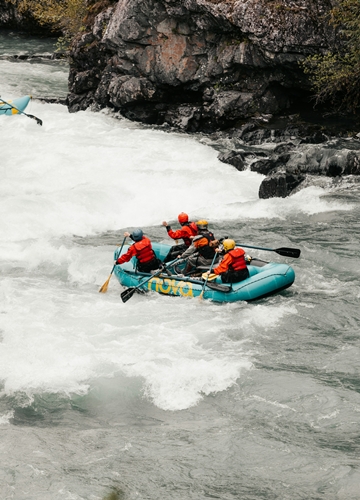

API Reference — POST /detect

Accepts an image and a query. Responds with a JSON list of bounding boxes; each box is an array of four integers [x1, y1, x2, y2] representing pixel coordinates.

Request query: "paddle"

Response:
[[121, 258, 181, 303], [99, 236, 127, 293], [199, 253, 218, 300], [238, 244, 301, 258], [0, 96, 43, 126]]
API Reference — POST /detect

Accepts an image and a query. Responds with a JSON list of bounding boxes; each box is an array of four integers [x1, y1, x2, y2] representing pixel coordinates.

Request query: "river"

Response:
[[1, 31, 360, 500]]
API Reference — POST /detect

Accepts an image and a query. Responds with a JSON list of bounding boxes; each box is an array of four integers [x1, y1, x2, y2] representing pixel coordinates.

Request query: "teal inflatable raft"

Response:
[[113, 242, 296, 303], [0, 95, 31, 115]]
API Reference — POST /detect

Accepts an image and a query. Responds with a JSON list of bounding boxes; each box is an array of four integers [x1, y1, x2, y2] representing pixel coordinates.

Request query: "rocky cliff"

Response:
[[67, 0, 336, 132]]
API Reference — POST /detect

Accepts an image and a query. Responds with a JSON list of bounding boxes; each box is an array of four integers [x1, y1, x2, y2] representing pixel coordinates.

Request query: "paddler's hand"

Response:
[[124, 231, 130, 237], [162, 221, 168, 226]]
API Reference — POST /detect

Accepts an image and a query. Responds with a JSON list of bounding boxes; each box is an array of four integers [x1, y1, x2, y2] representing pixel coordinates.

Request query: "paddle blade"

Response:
[[201, 273, 217, 281], [120, 287, 136, 303], [206, 282, 232, 293], [275, 247, 301, 258], [99, 274, 112, 293], [28, 114, 42, 126]]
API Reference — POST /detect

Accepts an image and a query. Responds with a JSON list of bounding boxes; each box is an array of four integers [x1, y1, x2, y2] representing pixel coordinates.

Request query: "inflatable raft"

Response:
[[0, 95, 31, 115], [114, 242, 296, 303]]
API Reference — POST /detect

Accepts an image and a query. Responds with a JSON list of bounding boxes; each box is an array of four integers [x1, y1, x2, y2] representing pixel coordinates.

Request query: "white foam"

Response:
[[0, 411, 14, 425]]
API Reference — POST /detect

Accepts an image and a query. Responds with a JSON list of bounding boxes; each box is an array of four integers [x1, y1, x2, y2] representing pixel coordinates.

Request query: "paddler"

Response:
[[203, 239, 249, 283]]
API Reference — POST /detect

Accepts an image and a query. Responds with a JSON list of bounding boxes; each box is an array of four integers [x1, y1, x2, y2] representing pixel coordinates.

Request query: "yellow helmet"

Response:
[[222, 239, 236, 252], [196, 219, 208, 230]]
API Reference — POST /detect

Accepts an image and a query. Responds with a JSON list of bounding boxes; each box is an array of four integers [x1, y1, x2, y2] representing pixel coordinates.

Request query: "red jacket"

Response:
[[116, 236, 155, 265], [213, 248, 247, 275], [167, 222, 198, 247]]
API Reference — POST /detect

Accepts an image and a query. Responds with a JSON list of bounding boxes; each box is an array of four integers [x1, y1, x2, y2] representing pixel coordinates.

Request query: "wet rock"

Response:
[[218, 117, 360, 198], [251, 153, 292, 175], [259, 172, 305, 199], [218, 151, 245, 171], [299, 130, 329, 144]]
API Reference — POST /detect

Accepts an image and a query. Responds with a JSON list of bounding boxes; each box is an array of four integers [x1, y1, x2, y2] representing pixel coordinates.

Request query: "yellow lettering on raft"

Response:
[[147, 277, 193, 297], [148, 277, 162, 292], [159, 278, 173, 294], [178, 280, 193, 297]]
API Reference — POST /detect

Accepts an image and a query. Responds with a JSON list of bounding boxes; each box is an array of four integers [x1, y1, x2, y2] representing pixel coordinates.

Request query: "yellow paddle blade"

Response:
[[201, 273, 217, 281], [99, 274, 112, 293]]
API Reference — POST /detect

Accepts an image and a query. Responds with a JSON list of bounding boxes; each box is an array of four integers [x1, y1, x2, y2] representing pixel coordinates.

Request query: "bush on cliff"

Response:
[[302, 0, 360, 112], [7, 0, 117, 46], [7, 0, 87, 44]]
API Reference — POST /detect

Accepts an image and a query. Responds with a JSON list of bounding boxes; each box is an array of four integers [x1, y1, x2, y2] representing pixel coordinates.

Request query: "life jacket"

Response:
[[199, 229, 215, 241], [194, 232, 216, 259], [228, 248, 247, 271], [134, 236, 156, 263], [182, 221, 198, 246]]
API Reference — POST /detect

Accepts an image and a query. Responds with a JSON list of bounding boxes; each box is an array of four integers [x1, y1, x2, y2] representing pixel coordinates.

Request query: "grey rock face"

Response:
[[219, 125, 360, 198], [67, 0, 336, 131]]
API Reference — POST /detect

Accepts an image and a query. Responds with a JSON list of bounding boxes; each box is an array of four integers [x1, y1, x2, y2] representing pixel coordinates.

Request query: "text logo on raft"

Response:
[[147, 277, 194, 297]]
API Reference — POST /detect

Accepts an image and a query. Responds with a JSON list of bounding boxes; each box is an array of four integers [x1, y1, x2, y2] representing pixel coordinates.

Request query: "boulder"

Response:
[[259, 172, 305, 199]]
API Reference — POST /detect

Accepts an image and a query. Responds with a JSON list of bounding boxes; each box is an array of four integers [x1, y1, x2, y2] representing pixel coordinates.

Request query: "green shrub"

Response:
[[302, 0, 360, 111], [11, 0, 87, 36]]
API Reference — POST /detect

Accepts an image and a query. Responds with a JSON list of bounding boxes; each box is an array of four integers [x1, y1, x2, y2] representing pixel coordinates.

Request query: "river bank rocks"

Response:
[[216, 120, 360, 198]]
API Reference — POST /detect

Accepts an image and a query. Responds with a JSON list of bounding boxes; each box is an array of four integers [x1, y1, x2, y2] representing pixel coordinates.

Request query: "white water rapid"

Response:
[[1, 33, 360, 500]]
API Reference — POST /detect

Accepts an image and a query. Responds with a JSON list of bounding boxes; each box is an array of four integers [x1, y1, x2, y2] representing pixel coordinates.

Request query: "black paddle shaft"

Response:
[[120, 257, 181, 303]]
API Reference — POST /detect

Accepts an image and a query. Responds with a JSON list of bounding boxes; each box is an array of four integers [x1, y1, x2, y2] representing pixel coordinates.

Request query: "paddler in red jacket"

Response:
[[204, 239, 249, 283], [162, 212, 198, 262], [116, 229, 159, 273]]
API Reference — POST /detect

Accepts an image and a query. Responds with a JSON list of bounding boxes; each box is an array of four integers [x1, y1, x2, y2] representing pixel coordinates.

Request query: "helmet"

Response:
[[178, 212, 189, 224], [131, 228, 143, 242], [196, 219, 208, 230], [222, 239, 236, 252]]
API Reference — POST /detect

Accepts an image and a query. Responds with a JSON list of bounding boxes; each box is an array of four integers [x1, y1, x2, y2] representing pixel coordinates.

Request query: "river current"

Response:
[[1, 31, 360, 500]]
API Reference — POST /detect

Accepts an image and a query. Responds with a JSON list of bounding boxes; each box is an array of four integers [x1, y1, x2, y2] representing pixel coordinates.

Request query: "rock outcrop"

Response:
[[67, 0, 336, 132], [217, 122, 360, 198]]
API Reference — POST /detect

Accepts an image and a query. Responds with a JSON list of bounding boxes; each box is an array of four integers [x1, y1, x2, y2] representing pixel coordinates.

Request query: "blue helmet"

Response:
[[132, 229, 143, 241]]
